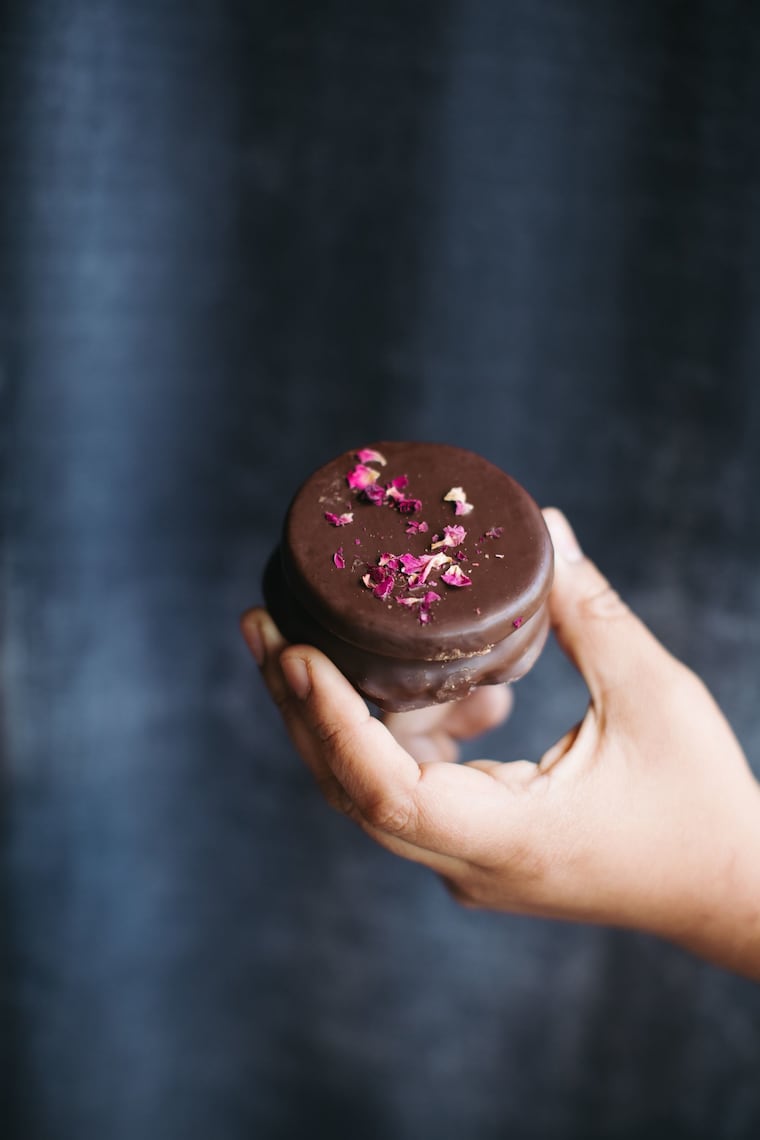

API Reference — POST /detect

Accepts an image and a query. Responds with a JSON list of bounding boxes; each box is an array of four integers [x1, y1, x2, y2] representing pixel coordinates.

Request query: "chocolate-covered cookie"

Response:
[[263, 442, 553, 711]]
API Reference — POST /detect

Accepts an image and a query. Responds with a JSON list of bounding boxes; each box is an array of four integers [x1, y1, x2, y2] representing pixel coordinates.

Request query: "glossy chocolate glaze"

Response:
[[264, 442, 553, 710]]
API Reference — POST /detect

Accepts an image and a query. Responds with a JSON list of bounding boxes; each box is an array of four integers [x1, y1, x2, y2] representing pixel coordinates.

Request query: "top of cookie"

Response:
[[281, 442, 553, 661]]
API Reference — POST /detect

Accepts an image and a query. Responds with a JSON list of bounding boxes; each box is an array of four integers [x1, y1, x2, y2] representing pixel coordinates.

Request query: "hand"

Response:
[[242, 510, 760, 979]]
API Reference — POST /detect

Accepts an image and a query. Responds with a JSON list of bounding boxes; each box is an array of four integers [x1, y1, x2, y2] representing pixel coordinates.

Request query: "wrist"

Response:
[[655, 780, 760, 979]]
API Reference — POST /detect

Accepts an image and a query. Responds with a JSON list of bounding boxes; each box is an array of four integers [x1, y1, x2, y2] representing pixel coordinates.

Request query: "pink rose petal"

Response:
[[355, 448, 387, 466], [347, 464, 380, 490], [420, 551, 451, 582], [485, 526, 503, 539], [324, 511, 354, 526], [398, 588, 442, 625], [431, 524, 467, 550], [398, 553, 426, 575], [366, 565, 391, 585], [397, 497, 422, 514], [444, 486, 475, 515], [333, 547, 345, 569], [361, 567, 395, 599], [513, 616, 524, 628], [360, 482, 386, 505], [372, 576, 394, 600], [405, 520, 429, 535], [384, 475, 410, 505], [441, 564, 472, 588], [419, 590, 442, 624]]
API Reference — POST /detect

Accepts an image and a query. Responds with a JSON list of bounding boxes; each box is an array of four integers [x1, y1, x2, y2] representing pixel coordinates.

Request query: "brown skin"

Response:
[[242, 509, 760, 980]]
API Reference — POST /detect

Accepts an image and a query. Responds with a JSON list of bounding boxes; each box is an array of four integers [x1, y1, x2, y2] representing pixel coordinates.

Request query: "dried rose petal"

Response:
[[405, 519, 429, 535], [347, 464, 380, 490], [484, 526, 504, 539], [372, 576, 394, 601], [371, 564, 399, 597], [333, 547, 345, 569], [420, 551, 451, 582], [513, 616, 524, 629], [361, 566, 396, 600], [398, 553, 426, 575], [378, 553, 400, 570], [360, 482, 386, 505], [397, 497, 422, 514], [441, 564, 472, 588], [453, 500, 474, 516], [397, 589, 442, 625], [431, 524, 467, 550], [444, 486, 466, 503], [367, 565, 391, 585], [355, 448, 387, 466], [418, 590, 441, 625], [324, 511, 354, 527]]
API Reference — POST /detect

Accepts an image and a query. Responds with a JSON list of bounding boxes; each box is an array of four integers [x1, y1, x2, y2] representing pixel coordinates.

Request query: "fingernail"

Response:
[[281, 653, 311, 700], [546, 509, 583, 564], [241, 620, 265, 666]]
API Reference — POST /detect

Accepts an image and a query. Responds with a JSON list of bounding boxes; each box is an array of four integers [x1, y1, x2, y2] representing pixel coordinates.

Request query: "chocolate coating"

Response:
[[263, 442, 553, 711]]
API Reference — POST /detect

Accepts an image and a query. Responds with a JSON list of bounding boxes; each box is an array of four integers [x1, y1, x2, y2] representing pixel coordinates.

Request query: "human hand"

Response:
[[242, 510, 760, 979]]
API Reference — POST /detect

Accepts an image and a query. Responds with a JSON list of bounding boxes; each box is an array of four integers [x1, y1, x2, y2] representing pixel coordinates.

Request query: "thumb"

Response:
[[542, 508, 670, 701]]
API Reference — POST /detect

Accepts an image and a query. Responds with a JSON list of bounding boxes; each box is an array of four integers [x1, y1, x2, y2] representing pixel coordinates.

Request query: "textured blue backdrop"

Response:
[[3, 3, 760, 1137]]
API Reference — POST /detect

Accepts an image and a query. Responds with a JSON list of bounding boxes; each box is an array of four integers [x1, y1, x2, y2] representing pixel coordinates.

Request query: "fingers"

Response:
[[278, 644, 423, 826], [384, 685, 513, 765], [241, 607, 287, 697], [274, 641, 538, 868], [443, 684, 513, 739], [241, 608, 569, 908], [241, 608, 445, 851], [542, 509, 672, 702], [240, 608, 347, 806]]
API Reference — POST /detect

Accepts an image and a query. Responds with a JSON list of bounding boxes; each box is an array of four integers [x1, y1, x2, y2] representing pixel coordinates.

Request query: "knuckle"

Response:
[[362, 792, 417, 836], [310, 712, 345, 747]]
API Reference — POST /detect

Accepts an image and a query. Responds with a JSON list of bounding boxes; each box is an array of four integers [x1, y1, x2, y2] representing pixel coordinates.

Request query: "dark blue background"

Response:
[[3, 3, 760, 1137]]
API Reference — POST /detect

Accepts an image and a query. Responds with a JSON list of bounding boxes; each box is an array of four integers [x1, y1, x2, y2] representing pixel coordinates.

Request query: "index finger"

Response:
[[279, 644, 535, 868]]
